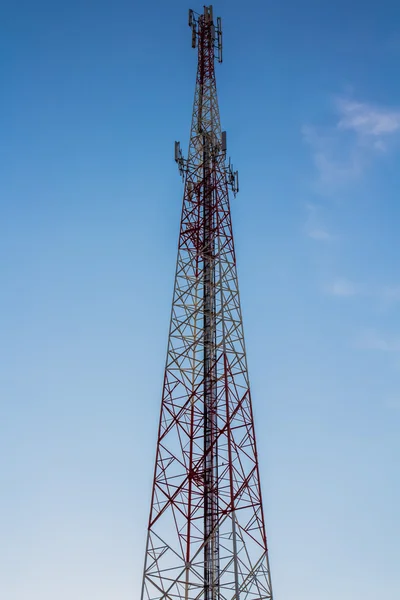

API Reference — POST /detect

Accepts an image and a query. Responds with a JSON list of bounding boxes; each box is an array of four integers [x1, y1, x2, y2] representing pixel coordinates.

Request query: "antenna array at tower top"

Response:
[[189, 5, 223, 62]]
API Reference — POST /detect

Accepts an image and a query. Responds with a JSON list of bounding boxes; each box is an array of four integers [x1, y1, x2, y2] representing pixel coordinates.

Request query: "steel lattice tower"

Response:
[[140, 6, 274, 600]]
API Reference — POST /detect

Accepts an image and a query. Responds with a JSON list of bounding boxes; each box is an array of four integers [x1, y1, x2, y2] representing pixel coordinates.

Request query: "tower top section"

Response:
[[188, 5, 223, 63]]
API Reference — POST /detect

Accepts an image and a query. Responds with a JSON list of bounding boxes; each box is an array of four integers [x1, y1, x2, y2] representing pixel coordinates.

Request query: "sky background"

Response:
[[1, 0, 400, 598]]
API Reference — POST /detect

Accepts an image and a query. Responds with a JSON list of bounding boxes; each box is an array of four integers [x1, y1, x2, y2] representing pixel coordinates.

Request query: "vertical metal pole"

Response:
[[203, 132, 211, 600], [202, 9, 219, 598], [231, 513, 240, 599], [203, 133, 218, 600]]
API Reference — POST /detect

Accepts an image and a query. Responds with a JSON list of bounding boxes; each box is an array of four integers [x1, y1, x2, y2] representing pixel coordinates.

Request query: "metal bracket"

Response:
[[227, 158, 239, 196], [174, 141, 186, 179]]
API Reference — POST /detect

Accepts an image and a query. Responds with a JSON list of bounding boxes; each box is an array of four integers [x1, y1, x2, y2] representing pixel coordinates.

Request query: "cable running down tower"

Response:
[[140, 6, 274, 599]]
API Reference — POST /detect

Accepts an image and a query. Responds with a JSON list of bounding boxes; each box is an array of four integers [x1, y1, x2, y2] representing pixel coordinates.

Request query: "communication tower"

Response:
[[140, 7, 274, 599]]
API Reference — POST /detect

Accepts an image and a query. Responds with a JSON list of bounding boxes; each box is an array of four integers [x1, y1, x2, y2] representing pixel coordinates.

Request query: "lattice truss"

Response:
[[141, 7, 273, 600]]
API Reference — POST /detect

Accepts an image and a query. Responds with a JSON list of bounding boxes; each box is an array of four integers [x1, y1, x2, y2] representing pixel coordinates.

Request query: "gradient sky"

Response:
[[1, 1, 399, 599]]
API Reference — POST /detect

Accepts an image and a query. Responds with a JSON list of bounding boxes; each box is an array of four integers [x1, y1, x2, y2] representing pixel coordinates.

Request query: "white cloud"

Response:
[[337, 98, 400, 136], [308, 228, 333, 240], [357, 329, 400, 352], [380, 285, 400, 303], [304, 203, 334, 241], [325, 278, 359, 297], [324, 280, 400, 305], [385, 397, 400, 410], [302, 124, 362, 192], [302, 95, 400, 193]]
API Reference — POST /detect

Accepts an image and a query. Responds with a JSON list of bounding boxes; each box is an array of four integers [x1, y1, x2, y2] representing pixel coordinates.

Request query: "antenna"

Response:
[[227, 157, 239, 196], [222, 131, 227, 153], [174, 141, 186, 179], [217, 16, 223, 62]]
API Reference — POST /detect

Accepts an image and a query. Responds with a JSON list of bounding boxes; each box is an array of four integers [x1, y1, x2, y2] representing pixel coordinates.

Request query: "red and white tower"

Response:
[[140, 6, 274, 599]]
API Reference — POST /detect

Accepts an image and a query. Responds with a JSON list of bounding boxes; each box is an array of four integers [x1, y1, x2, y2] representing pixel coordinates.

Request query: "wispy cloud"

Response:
[[325, 279, 400, 305], [337, 98, 400, 137], [380, 285, 400, 303], [308, 228, 332, 240], [304, 203, 334, 241], [325, 278, 360, 297], [356, 329, 400, 352], [303, 95, 400, 193], [385, 397, 400, 410], [302, 124, 362, 191]]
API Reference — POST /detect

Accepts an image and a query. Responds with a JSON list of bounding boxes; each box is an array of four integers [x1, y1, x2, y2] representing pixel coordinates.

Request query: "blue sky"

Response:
[[1, 0, 399, 598]]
